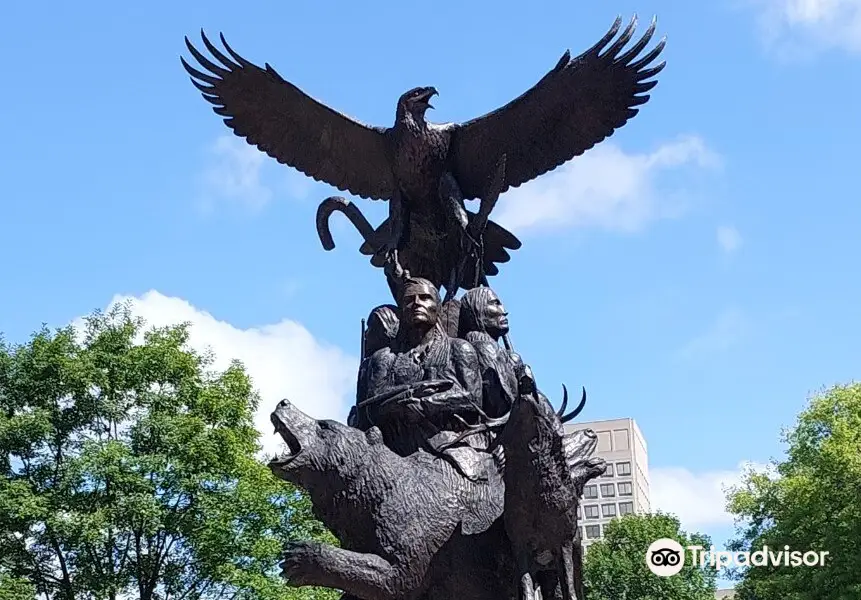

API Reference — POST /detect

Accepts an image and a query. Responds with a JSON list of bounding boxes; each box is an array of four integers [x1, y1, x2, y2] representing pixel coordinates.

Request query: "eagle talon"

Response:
[[384, 247, 399, 267], [380, 245, 407, 280]]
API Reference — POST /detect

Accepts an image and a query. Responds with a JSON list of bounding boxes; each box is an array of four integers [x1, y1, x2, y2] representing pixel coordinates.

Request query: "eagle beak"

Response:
[[423, 87, 438, 109]]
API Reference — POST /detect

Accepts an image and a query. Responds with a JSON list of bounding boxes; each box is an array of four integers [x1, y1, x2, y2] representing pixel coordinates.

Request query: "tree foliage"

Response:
[[0, 573, 36, 600], [0, 304, 340, 600], [583, 512, 717, 600], [725, 382, 861, 600]]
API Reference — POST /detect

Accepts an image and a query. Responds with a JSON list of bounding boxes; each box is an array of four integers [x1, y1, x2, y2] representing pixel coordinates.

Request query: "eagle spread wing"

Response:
[[449, 15, 666, 200], [182, 32, 397, 201]]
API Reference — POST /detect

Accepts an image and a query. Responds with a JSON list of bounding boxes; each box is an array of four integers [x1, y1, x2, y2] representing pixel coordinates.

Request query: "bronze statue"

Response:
[[458, 286, 520, 416], [316, 159, 510, 302], [350, 304, 400, 429], [181, 13, 666, 600], [181, 15, 665, 299], [356, 279, 490, 459]]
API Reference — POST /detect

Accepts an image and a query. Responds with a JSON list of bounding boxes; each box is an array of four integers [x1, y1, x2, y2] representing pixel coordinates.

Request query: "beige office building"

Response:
[[564, 418, 650, 551]]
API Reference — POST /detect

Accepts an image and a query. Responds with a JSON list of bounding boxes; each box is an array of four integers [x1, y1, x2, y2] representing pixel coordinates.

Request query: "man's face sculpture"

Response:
[[482, 290, 509, 338], [401, 279, 439, 329]]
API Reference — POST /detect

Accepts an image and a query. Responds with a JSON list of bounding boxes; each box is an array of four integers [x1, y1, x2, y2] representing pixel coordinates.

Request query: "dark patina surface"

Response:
[[181, 14, 665, 600], [182, 15, 664, 300]]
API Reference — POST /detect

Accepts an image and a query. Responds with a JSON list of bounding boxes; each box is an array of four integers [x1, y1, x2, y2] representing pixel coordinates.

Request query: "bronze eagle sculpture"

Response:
[[181, 15, 665, 300]]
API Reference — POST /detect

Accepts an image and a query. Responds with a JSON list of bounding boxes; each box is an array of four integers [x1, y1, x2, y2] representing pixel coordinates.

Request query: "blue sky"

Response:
[[3, 0, 861, 588]]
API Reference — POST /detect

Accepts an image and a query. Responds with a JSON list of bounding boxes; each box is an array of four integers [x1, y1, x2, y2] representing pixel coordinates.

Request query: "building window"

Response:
[[585, 525, 601, 539], [600, 483, 615, 497], [596, 431, 612, 452], [613, 429, 630, 451], [618, 482, 633, 496], [619, 501, 634, 515], [601, 463, 614, 477], [601, 503, 616, 518], [584, 505, 599, 519], [584, 485, 598, 499], [616, 461, 632, 476]]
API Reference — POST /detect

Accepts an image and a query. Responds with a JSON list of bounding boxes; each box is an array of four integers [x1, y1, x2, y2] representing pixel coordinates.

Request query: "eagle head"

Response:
[[397, 86, 438, 120]]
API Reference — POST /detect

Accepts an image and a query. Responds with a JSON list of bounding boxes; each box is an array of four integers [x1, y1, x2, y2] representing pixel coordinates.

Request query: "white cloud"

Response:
[[78, 291, 357, 457], [677, 308, 750, 360], [717, 225, 743, 254], [494, 135, 721, 233], [198, 135, 320, 212], [748, 0, 861, 56], [201, 135, 273, 210], [651, 461, 774, 528]]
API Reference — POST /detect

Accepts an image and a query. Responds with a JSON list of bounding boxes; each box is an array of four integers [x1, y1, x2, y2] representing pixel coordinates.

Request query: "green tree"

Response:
[[0, 572, 36, 600], [583, 512, 717, 600], [0, 304, 339, 600], [725, 383, 861, 600]]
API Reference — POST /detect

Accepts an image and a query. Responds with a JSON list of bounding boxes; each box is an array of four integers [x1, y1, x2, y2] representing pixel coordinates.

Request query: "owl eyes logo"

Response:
[[646, 538, 686, 576], [651, 547, 681, 566]]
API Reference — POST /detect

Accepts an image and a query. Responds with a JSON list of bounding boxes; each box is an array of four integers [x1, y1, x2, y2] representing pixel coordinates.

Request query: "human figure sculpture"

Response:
[[350, 304, 400, 429], [356, 275, 505, 532], [365, 304, 401, 357], [458, 286, 577, 433], [359, 277, 483, 451], [458, 286, 521, 418], [271, 278, 598, 600]]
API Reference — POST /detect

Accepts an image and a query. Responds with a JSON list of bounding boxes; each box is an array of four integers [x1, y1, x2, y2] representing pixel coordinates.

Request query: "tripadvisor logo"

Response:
[[646, 539, 686, 576], [646, 538, 829, 576]]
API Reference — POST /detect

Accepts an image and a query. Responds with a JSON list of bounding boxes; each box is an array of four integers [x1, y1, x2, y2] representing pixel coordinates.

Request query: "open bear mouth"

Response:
[[270, 415, 302, 465]]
